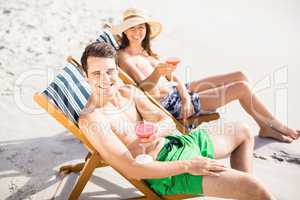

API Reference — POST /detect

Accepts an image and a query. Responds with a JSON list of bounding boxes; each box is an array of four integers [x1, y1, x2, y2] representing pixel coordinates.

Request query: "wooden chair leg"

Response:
[[68, 153, 101, 200], [59, 162, 86, 175], [59, 153, 92, 176], [85, 152, 92, 161]]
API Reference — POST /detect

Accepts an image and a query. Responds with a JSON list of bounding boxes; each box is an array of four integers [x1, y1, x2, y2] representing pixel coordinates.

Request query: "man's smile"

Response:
[[98, 82, 114, 89]]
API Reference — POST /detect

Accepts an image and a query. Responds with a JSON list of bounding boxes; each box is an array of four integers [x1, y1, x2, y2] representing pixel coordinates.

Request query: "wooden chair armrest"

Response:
[[180, 112, 220, 128]]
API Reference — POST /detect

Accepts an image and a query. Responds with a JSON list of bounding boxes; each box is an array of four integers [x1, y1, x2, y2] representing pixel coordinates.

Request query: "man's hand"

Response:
[[138, 132, 159, 148], [180, 96, 195, 119], [187, 156, 226, 176]]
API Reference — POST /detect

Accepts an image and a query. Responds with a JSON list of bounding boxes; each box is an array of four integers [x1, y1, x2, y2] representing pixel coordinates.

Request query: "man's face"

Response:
[[86, 56, 119, 101]]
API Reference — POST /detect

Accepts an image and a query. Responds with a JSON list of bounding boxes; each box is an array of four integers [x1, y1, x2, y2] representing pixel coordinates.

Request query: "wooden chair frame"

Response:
[[33, 56, 218, 199], [34, 92, 199, 199]]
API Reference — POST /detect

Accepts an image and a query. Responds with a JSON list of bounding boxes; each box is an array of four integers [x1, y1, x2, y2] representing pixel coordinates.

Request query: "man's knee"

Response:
[[234, 122, 254, 142], [240, 174, 272, 200]]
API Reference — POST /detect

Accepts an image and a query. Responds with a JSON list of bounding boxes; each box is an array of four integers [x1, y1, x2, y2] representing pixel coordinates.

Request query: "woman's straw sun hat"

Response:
[[111, 8, 162, 39]]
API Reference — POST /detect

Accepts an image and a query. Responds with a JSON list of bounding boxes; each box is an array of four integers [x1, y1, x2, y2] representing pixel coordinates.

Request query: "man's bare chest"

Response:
[[105, 102, 141, 142]]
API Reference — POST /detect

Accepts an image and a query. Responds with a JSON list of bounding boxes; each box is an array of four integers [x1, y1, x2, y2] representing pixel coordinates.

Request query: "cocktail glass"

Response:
[[135, 121, 156, 164], [164, 57, 181, 87]]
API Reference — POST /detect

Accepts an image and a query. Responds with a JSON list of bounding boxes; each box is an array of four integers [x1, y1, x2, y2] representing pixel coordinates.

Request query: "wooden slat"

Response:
[[180, 112, 220, 128], [68, 153, 101, 200], [33, 93, 95, 152]]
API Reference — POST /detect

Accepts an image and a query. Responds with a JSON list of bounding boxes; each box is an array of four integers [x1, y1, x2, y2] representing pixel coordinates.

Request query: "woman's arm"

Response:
[[118, 52, 161, 91], [173, 75, 190, 103], [133, 86, 177, 137], [171, 75, 195, 119], [139, 68, 163, 91], [118, 52, 174, 91]]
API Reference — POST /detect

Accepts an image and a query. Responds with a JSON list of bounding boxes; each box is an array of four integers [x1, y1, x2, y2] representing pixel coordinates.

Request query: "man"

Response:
[[79, 42, 275, 199]]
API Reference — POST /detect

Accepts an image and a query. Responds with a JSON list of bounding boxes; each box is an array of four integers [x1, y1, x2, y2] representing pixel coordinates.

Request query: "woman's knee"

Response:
[[230, 81, 251, 97], [236, 80, 250, 90], [233, 71, 249, 82]]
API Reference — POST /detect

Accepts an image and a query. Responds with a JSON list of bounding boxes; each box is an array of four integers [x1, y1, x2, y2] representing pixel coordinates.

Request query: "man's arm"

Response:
[[79, 115, 188, 180]]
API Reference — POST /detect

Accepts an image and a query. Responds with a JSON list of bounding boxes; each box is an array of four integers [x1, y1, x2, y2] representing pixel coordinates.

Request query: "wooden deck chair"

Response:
[[33, 60, 198, 199], [95, 28, 220, 131], [67, 55, 219, 133], [118, 69, 220, 132]]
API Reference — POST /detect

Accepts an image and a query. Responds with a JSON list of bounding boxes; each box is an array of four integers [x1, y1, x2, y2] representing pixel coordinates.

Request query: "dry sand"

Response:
[[0, 0, 299, 199]]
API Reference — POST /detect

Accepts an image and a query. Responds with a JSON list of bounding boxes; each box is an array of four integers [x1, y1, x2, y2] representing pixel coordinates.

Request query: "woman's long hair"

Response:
[[119, 23, 158, 59]]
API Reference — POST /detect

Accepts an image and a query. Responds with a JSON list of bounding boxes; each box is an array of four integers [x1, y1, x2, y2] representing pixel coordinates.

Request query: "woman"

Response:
[[113, 8, 299, 143]]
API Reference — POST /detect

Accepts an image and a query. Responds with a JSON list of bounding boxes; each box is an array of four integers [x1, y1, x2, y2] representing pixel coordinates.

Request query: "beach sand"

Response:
[[0, 0, 299, 199]]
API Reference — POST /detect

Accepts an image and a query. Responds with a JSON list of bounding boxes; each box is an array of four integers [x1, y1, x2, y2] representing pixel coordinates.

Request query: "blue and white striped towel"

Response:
[[96, 29, 119, 50], [43, 62, 91, 124]]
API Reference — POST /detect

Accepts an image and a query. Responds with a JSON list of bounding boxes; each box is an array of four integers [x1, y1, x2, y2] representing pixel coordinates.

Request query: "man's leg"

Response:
[[188, 71, 248, 93], [203, 122, 275, 200], [199, 81, 299, 142], [207, 122, 254, 172], [202, 169, 276, 200]]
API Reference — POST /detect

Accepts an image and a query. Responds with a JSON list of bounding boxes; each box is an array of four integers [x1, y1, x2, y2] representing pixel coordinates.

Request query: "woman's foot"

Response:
[[259, 127, 294, 143], [271, 123, 299, 139], [262, 120, 300, 139]]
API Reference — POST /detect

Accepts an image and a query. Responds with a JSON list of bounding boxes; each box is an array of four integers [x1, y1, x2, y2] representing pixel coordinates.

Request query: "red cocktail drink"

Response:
[[166, 57, 181, 68], [135, 122, 155, 142], [135, 122, 156, 163], [165, 57, 181, 83]]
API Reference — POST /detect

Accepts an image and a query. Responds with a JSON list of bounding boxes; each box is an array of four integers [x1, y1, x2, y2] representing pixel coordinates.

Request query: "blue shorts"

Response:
[[160, 83, 201, 119]]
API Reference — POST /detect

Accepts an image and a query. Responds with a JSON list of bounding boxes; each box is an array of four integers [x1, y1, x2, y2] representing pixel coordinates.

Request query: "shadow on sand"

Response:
[[0, 131, 141, 200]]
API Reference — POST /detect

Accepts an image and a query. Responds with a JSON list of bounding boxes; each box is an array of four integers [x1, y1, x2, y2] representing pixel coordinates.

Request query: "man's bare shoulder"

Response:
[[78, 107, 105, 128]]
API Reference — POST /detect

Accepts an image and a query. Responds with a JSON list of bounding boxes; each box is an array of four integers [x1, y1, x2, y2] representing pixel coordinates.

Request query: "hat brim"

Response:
[[111, 18, 162, 40]]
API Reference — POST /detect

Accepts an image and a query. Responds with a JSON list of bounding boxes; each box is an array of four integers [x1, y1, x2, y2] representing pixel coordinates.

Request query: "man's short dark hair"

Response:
[[80, 42, 116, 75]]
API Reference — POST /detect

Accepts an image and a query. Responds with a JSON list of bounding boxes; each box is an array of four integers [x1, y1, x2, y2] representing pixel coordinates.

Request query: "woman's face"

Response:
[[124, 23, 146, 45]]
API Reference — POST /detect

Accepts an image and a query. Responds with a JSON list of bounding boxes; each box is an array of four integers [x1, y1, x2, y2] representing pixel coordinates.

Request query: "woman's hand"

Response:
[[153, 63, 175, 77], [187, 156, 226, 176], [180, 96, 195, 119]]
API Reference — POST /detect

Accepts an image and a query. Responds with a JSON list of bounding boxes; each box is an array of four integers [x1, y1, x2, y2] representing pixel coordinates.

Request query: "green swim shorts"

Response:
[[145, 128, 214, 195]]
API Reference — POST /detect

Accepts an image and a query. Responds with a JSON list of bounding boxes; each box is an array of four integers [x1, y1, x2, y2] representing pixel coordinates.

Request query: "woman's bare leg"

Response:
[[188, 71, 248, 92], [202, 169, 276, 200], [207, 122, 254, 172], [199, 81, 299, 142]]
